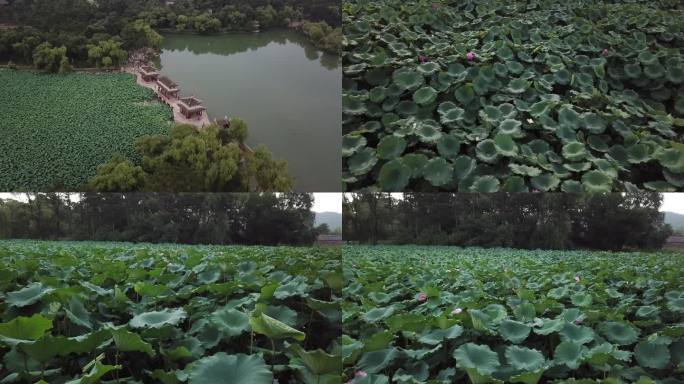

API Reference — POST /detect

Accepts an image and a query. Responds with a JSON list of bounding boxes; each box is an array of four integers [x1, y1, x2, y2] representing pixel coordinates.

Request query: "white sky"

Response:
[[0, 193, 342, 213], [661, 193, 684, 214]]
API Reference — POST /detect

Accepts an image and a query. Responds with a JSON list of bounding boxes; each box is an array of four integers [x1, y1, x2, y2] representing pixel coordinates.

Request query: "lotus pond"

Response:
[[342, 0, 684, 192], [0, 240, 342, 383], [342, 245, 684, 383], [0, 70, 173, 190]]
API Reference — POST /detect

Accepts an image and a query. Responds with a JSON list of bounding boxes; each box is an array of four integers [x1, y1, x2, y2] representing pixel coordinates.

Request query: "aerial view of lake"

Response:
[[154, 30, 341, 191]]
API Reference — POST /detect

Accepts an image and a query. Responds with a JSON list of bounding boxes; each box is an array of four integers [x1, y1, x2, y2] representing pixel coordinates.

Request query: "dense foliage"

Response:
[[342, 0, 684, 192], [343, 193, 672, 250], [342, 245, 684, 383], [0, 70, 173, 190], [88, 123, 292, 192], [0, 240, 342, 383], [0, 193, 321, 246]]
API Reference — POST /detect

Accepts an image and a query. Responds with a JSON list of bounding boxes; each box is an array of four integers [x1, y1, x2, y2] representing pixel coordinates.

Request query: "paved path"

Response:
[[125, 67, 211, 128]]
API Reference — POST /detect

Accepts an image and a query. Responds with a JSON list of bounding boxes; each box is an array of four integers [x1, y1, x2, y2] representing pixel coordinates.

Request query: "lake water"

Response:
[[154, 30, 341, 191]]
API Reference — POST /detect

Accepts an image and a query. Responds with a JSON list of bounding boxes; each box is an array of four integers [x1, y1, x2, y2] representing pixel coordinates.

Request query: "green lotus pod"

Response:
[[402, 153, 429, 178], [377, 135, 406, 160], [599, 321, 639, 345], [505, 345, 546, 372], [507, 78, 529, 94], [348, 148, 378, 176], [343, 95, 367, 116], [554, 340, 585, 369], [558, 105, 581, 130], [624, 62, 642, 79], [129, 308, 187, 329], [358, 347, 399, 374], [378, 159, 411, 191], [582, 170, 613, 192], [470, 175, 500, 193], [5, 282, 54, 308], [413, 86, 438, 106], [415, 119, 443, 143], [453, 343, 502, 384], [635, 340, 671, 369], [581, 113, 607, 134], [392, 68, 424, 90], [562, 142, 587, 161], [188, 353, 272, 384], [500, 319, 531, 344], [437, 134, 462, 160], [499, 119, 522, 137], [342, 134, 367, 157], [476, 139, 500, 164], [417, 62, 440, 75], [423, 158, 453, 187], [494, 134, 518, 157], [531, 173, 560, 191]]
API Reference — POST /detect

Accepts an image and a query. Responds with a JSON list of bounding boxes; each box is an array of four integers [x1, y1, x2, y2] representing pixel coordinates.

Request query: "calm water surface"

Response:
[[154, 30, 341, 191]]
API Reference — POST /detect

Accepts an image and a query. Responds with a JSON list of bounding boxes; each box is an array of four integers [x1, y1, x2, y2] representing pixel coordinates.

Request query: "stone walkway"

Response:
[[124, 67, 211, 128]]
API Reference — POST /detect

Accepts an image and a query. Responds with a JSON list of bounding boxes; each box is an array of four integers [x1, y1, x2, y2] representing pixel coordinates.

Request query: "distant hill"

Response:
[[664, 211, 684, 230], [315, 211, 342, 231]]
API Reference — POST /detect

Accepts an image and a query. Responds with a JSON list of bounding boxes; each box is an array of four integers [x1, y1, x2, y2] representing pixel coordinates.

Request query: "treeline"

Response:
[[344, 193, 673, 250], [0, 0, 340, 72], [87, 122, 292, 192], [0, 193, 326, 245]]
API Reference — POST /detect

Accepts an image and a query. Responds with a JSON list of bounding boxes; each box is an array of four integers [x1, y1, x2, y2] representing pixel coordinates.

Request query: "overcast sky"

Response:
[[0, 193, 342, 213]]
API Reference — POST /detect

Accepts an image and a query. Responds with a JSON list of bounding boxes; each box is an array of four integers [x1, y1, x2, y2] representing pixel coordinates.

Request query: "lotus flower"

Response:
[[575, 276, 581, 283], [418, 55, 427, 63], [355, 370, 368, 378], [451, 307, 463, 315], [417, 292, 428, 302], [602, 48, 609, 56], [466, 51, 475, 61], [575, 319, 583, 324]]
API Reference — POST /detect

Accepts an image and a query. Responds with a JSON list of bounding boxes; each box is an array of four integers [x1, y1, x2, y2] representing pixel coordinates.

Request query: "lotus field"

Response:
[[342, 0, 684, 192], [342, 246, 684, 383], [0, 241, 342, 383], [0, 70, 173, 190]]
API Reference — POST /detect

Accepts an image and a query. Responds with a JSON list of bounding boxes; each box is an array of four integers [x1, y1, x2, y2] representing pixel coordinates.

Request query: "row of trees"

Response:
[[87, 120, 291, 192], [343, 193, 673, 250], [0, 193, 324, 245]]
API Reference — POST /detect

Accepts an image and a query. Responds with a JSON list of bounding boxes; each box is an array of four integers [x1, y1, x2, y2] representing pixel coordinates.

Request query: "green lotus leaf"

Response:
[[249, 312, 305, 341], [358, 348, 399, 374], [534, 318, 564, 335], [554, 69, 571, 85], [453, 155, 477, 181], [439, 106, 465, 125], [507, 60, 524, 74], [554, 340, 584, 370], [626, 143, 651, 164], [361, 120, 383, 132], [437, 134, 462, 160], [402, 153, 429, 178], [415, 120, 443, 143], [413, 87, 438, 106], [6, 283, 54, 307], [643, 180, 676, 192], [369, 87, 387, 103], [599, 321, 639, 345], [494, 62, 509, 77], [393, 68, 424, 90], [638, 51, 658, 65], [667, 295, 684, 313], [210, 308, 249, 338], [635, 341, 670, 369], [587, 135, 610, 152], [582, 170, 613, 192], [570, 292, 592, 307], [480, 105, 503, 123], [343, 95, 367, 116], [635, 305, 660, 318], [110, 327, 156, 357], [395, 100, 418, 117], [562, 142, 588, 162], [624, 62, 642, 78], [529, 101, 551, 117], [500, 319, 531, 344], [447, 63, 466, 77], [378, 159, 411, 191], [667, 64, 684, 84], [581, 113, 607, 134], [558, 105, 581, 130], [424, 158, 453, 187], [560, 323, 595, 344], [644, 63, 665, 79], [497, 119, 522, 138], [65, 297, 92, 330], [188, 353, 272, 384], [348, 148, 378, 176], [561, 180, 583, 193], [494, 134, 518, 157], [0, 314, 52, 343], [470, 175, 500, 193], [505, 345, 545, 372], [502, 176, 527, 192], [417, 62, 440, 75], [453, 343, 501, 377], [290, 344, 341, 375], [546, 55, 565, 71], [130, 308, 187, 329], [530, 173, 560, 191], [476, 139, 499, 164], [377, 135, 406, 160], [496, 45, 514, 61], [454, 83, 476, 105], [342, 134, 367, 157], [418, 324, 463, 346], [513, 303, 536, 323], [507, 78, 529, 94]]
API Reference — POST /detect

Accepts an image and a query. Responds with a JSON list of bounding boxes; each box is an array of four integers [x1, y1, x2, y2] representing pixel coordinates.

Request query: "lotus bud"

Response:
[[451, 307, 463, 315], [355, 370, 368, 377], [417, 292, 428, 302], [466, 51, 475, 61], [418, 55, 427, 63], [575, 275, 581, 283], [602, 48, 609, 56]]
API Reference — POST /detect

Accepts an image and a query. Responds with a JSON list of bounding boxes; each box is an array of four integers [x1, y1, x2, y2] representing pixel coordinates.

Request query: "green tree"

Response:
[[86, 39, 127, 67], [58, 56, 72, 73], [32, 42, 67, 73], [193, 14, 221, 34], [248, 145, 293, 192], [87, 155, 146, 192], [225, 118, 248, 145]]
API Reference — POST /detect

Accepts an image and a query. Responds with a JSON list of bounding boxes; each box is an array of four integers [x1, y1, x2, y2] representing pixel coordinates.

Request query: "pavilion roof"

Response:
[[157, 76, 178, 91], [179, 96, 205, 112], [140, 65, 158, 75]]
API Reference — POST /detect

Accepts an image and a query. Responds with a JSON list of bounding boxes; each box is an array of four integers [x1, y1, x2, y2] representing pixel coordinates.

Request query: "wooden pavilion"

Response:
[[178, 96, 206, 119], [156, 76, 179, 99], [139, 65, 159, 82]]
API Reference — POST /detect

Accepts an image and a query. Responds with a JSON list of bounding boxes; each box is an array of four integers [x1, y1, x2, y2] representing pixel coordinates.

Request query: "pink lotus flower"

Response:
[[602, 48, 609, 56], [418, 55, 427, 63], [574, 276, 581, 283], [355, 370, 368, 378], [466, 51, 475, 61], [574, 319, 583, 325], [451, 307, 463, 315], [417, 292, 428, 302]]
